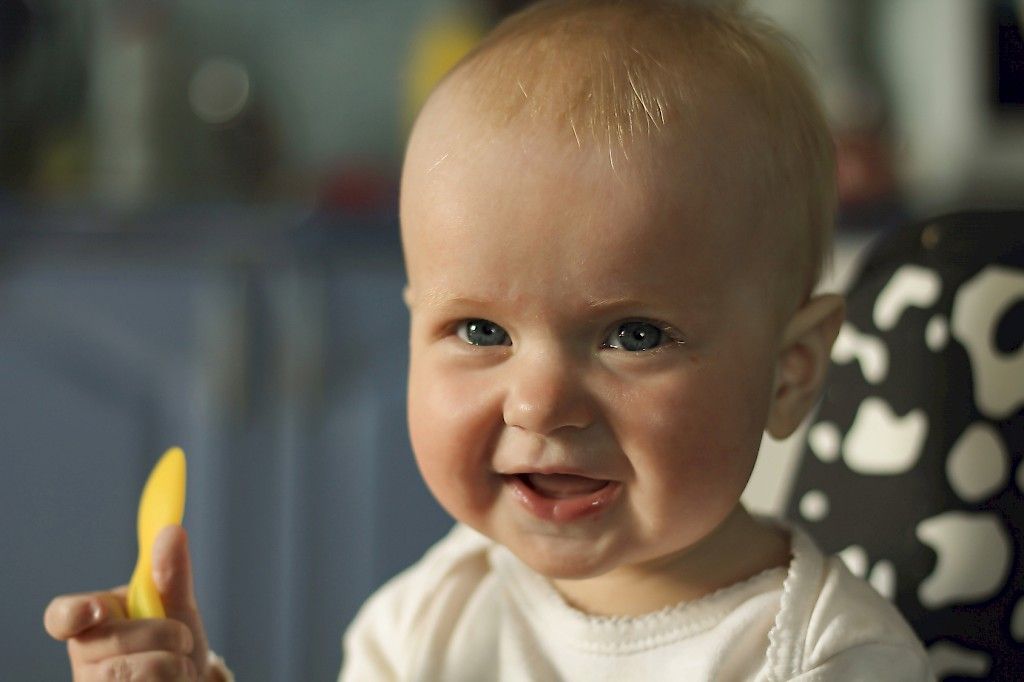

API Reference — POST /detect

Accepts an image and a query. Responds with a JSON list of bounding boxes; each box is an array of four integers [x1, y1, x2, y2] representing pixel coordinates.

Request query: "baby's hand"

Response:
[[44, 525, 218, 681]]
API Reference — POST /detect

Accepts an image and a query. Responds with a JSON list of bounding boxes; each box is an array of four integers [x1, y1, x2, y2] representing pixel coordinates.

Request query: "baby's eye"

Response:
[[456, 319, 511, 346], [605, 320, 667, 352]]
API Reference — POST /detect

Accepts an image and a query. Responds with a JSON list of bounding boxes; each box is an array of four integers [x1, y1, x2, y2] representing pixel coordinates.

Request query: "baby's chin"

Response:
[[490, 525, 630, 581], [450, 500, 643, 580]]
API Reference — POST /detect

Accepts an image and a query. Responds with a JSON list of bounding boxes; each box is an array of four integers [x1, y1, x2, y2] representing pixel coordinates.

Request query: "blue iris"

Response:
[[613, 321, 662, 351], [461, 319, 510, 346]]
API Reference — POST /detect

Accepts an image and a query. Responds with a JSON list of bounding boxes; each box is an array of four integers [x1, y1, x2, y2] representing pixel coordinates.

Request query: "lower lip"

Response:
[[504, 475, 622, 523]]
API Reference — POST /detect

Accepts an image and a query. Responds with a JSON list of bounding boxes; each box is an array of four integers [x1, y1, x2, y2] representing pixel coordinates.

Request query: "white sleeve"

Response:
[[338, 525, 494, 682], [787, 642, 935, 681], [338, 571, 416, 682]]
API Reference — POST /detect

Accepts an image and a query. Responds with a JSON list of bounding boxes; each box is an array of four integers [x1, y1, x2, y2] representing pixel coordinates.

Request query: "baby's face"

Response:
[[400, 97, 789, 582]]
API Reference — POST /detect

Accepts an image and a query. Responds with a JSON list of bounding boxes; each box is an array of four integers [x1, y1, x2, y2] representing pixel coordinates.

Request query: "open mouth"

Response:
[[516, 473, 611, 499], [504, 473, 621, 523]]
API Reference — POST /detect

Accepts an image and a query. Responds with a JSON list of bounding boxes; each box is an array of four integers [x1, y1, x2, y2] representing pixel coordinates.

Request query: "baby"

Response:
[[46, 1, 931, 680]]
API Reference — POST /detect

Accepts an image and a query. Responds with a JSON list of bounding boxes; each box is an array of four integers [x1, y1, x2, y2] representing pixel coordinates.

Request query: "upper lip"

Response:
[[497, 467, 612, 480]]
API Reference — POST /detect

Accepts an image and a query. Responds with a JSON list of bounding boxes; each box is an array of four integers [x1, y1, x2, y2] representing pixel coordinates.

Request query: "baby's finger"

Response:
[[81, 651, 197, 681], [151, 525, 211, 675], [44, 588, 128, 640], [68, 618, 194, 664]]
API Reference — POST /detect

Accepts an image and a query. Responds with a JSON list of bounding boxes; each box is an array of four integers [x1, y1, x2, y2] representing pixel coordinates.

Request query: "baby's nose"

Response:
[[502, 349, 596, 435]]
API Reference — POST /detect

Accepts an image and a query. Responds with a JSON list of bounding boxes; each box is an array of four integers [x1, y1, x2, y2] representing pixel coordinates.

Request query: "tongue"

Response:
[[526, 474, 608, 498]]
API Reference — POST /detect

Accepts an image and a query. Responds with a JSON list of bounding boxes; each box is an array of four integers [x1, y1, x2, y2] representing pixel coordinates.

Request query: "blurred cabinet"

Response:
[[0, 207, 451, 681]]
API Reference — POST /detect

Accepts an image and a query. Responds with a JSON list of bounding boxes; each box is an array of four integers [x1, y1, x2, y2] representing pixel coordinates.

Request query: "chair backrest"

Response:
[[784, 211, 1024, 682]]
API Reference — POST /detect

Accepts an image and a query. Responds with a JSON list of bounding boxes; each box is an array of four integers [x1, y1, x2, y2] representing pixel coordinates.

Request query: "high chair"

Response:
[[784, 211, 1024, 681]]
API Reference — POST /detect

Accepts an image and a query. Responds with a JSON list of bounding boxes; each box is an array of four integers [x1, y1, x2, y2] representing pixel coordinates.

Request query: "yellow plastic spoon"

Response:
[[127, 447, 187, 619]]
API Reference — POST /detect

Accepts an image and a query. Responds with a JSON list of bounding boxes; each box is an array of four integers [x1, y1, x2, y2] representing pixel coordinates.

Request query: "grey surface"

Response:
[[0, 206, 451, 680]]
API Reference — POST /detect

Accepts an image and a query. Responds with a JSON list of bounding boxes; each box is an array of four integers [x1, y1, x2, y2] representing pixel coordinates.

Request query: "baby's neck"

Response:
[[550, 507, 791, 617]]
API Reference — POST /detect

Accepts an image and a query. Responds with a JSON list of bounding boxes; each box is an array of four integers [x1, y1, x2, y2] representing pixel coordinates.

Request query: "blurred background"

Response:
[[1, 0, 1022, 679]]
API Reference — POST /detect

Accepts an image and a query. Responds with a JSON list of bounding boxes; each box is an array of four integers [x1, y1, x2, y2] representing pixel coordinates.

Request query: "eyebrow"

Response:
[[413, 291, 504, 311], [413, 289, 661, 315], [582, 297, 654, 312], [413, 289, 480, 309]]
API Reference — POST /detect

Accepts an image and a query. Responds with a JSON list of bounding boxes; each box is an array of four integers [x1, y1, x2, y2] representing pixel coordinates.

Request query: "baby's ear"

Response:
[[766, 293, 845, 439]]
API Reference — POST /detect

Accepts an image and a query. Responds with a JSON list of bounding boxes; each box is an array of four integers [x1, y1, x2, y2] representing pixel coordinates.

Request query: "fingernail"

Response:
[[90, 602, 103, 625]]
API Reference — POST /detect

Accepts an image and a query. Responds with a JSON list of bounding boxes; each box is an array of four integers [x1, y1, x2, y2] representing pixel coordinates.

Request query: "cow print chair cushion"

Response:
[[785, 211, 1024, 681]]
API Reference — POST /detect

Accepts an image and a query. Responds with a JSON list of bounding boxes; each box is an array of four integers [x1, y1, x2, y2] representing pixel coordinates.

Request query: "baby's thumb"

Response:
[[152, 524, 211, 673]]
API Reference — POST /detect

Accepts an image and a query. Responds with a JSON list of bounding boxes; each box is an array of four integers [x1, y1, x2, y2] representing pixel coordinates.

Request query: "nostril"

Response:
[[502, 389, 595, 434]]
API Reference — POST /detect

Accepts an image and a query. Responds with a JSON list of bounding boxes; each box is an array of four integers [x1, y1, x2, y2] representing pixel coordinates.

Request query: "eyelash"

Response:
[[451, 318, 684, 353]]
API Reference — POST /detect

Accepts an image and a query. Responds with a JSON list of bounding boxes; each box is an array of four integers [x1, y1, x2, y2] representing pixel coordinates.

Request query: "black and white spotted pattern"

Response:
[[785, 212, 1024, 682]]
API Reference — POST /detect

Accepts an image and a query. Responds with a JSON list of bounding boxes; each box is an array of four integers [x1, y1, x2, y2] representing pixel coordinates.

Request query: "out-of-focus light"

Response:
[[188, 57, 250, 125]]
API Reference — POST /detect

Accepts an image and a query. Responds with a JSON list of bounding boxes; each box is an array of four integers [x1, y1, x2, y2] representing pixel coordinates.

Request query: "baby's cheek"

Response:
[[412, 366, 488, 444], [625, 382, 753, 487], [409, 366, 502, 518]]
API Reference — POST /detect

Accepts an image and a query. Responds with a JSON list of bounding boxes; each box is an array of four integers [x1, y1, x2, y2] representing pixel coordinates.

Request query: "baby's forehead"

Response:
[[406, 111, 787, 270], [418, 38, 785, 229], [406, 1, 834, 305], [412, 70, 751, 197]]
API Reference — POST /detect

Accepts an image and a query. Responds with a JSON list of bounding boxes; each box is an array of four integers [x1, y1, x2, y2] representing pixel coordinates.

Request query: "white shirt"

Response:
[[341, 524, 933, 681]]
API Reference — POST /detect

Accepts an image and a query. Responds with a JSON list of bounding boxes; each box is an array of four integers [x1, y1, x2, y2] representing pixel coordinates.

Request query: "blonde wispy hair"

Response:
[[433, 0, 836, 296]]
